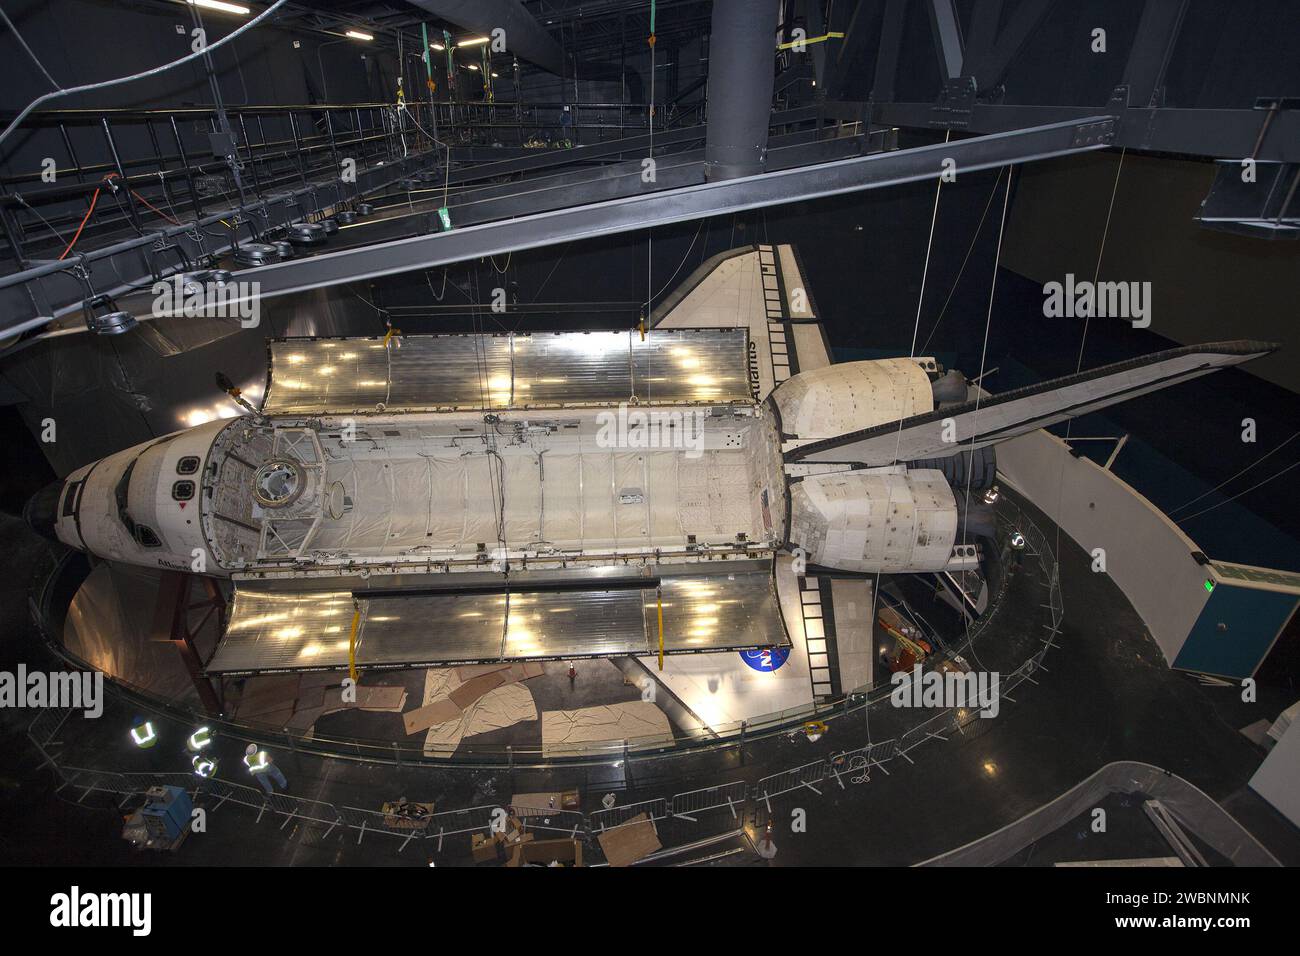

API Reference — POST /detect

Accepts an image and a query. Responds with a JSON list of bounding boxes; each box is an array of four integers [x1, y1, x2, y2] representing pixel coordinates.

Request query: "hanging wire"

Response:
[[865, 136, 949, 671], [643, 218, 704, 313], [1053, 148, 1126, 571], [918, 166, 1006, 357], [1166, 430, 1300, 516], [1175, 461, 1300, 523]]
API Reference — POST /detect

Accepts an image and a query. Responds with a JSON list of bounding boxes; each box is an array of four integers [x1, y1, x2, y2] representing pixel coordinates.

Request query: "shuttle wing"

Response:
[[787, 341, 1278, 466], [652, 243, 833, 399], [206, 563, 788, 675]]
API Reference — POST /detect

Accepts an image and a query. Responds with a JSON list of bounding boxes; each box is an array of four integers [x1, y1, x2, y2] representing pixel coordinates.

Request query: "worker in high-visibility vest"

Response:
[[186, 725, 213, 753], [244, 744, 288, 795], [129, 716, 157, 748], [192, 753, 217, 778]]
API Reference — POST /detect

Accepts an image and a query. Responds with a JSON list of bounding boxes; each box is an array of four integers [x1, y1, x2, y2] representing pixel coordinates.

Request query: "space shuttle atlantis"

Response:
[[26, 245, 1275, 674]]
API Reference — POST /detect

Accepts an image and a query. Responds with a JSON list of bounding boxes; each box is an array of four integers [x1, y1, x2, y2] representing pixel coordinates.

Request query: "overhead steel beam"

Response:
[[925, 0, 965, 81], [442, 107, 818, 186], [1122, 0, 1189, 108], [961, 0, 1003, 76], [147, 117, 1115, 314], [965, 0, 1054, 93], [869, 0, 908, 103], [869, 102, 1300, 162], [328, 131, 882, 246]]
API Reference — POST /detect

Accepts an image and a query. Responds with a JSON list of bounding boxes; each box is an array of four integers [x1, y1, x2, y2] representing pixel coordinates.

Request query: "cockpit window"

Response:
[[113, 457, 161, 548]]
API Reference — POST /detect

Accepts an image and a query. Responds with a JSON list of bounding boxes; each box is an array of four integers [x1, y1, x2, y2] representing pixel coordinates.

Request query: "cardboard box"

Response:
[[511, 789, 581, 815], [597, 813, 661, 867], [505, 838, 584, 867], [472, 830, 534, 863], [381, 800, 434, 829], [471, 832, 498, 863]]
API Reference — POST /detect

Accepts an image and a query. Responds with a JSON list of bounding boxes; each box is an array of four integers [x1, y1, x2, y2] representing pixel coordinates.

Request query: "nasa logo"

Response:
[[740, 648, 790, 672]]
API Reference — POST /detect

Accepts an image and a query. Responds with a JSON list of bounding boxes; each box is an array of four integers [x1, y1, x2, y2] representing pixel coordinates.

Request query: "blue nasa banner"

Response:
[[740, 647, 790, 672]]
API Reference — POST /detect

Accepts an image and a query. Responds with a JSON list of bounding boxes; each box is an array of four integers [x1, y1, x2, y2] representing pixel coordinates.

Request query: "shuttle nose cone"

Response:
[[23, 480, 62, 540]]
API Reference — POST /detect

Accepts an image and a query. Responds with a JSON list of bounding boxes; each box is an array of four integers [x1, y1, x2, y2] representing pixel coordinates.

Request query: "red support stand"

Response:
[[151, 571, 225, 716]]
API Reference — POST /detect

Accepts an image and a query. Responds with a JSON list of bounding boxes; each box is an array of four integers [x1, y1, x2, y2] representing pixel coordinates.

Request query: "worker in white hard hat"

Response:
[[243, 743, 288, 795]]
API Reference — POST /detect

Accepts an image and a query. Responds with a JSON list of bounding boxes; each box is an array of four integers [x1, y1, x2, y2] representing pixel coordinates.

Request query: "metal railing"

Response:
[[38, 496, 1062, 862]]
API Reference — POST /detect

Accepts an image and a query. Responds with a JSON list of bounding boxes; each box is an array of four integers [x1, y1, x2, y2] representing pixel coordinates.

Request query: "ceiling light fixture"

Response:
[[187, 0, 251, 14], [345, 30, 374, 41], [457, 36, 489, 47]]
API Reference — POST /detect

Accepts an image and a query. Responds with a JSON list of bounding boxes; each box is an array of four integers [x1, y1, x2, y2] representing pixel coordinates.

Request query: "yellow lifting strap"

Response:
[[348, 600, 361, 682], [382, 326, 402, 347], [657, 585, 664, 671], [777, 31, 844, 51]]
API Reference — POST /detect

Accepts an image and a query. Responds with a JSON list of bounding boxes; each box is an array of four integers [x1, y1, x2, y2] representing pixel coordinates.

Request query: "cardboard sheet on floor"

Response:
[[511, 791, 580, 813], [423, 684, 538, 757], [455, 663, 514, 681], [321, 684, 407, 715], [541, 701, 674, 756], [598, 813, 661, 867], [449, 671, 506, 708], [464, 683, 535, 736], [285, 705, 326, 732], [423, 668, 463, 700], [403, 697, 463, 735]]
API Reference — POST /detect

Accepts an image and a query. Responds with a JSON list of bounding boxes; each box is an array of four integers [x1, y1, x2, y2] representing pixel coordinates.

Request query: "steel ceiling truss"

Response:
[[862, 0, 1298, 164], [143, 115, 1118, 314]]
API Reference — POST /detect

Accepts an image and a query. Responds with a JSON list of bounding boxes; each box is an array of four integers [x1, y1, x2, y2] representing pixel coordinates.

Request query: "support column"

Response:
[[704, 0, 781, 181]]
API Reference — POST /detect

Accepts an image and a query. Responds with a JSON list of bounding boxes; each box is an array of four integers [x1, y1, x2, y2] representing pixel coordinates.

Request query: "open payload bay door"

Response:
[[652, 243, 833, 399], [261, 328, 753, 416], [206, 562, 788, 675]]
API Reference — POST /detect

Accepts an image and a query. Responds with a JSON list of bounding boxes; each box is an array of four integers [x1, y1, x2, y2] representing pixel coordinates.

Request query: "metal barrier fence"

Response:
[[753, 758, 828, 808], [670, 781, 747, 822], [589, 798, 670, 833]]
